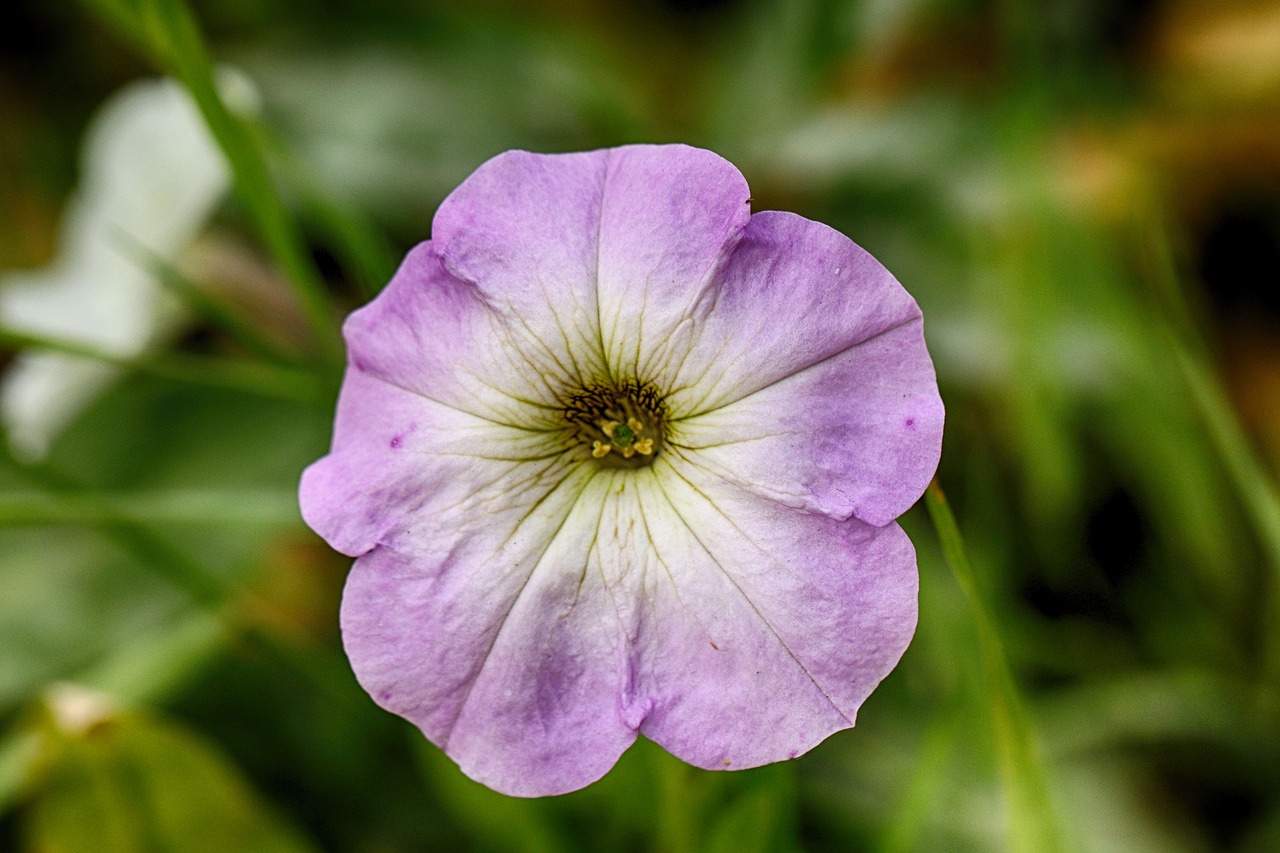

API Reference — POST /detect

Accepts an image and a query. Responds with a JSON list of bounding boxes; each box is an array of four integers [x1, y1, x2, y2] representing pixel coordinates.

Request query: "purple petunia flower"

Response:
[[299, 144, 943, 797]]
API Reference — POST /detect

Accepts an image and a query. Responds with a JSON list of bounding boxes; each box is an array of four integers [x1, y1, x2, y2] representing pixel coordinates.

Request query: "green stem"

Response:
[[0, 489, 301, 527], [1143, 216, 1280, 681], [255, 125, 396, 299], [1174, 349, 1280, 573], [925, 482, 1062, 853], [0, 326, 325, 403], [877, 713, 957, 853], [111, 229, 308, 367], [657, 751, 700, 853], [91, 0, 345, 367]]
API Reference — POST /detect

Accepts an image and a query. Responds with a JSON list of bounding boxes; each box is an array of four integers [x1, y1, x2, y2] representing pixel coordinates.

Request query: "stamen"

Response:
[[563, 381, 666, 469]]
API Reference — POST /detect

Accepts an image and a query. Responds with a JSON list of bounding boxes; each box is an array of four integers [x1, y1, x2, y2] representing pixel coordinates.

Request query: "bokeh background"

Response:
[[2, 0, 1280, 850]]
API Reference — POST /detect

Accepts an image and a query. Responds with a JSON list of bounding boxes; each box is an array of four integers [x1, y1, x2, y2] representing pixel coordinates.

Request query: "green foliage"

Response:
[[26, 697, 315, 853], [927, 483, 1062, 853], [3, 0, 1280, 849]]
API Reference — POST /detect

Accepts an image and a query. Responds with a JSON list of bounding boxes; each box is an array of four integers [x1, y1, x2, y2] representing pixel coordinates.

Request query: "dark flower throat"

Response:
[[563, 382, 666, 469]]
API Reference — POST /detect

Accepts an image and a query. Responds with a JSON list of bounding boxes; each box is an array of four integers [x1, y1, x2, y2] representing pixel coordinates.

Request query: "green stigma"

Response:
[[564, 383, 665, 469]]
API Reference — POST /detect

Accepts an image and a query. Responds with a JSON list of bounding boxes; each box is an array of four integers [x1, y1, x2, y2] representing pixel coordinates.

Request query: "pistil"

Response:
[[564, 382, 665, 469]]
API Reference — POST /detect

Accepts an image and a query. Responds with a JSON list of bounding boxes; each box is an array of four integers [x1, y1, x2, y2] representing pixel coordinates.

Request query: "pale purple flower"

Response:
[[300, 144, 943, 797]]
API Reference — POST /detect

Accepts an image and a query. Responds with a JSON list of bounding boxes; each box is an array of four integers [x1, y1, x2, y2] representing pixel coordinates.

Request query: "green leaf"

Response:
[[76, 614, 227, 704], [0, 731, 40, 815], [414, 738, 568, 853], [704, 764, 798, 853], [0, 615, 224, 818], [27, 701, 318, 853]]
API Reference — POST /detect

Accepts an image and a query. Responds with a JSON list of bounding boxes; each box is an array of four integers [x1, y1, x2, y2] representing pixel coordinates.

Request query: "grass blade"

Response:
[[1142, 216, 1280, 679], [0, 326, 325, 403], [925, 481, 1063, 853], [111, 229, 307, 366], [89, 0, 346, 366], [0, 489, 301, 528], [258, 130, 397, 299]]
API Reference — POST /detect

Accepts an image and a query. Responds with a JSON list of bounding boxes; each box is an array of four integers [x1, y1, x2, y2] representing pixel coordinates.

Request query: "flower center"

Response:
[[563, 382, 665, 469]]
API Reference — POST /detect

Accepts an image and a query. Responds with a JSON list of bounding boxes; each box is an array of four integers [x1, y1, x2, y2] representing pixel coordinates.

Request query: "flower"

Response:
[[0, 73, 253, 460], [300, 144, 943, 796]]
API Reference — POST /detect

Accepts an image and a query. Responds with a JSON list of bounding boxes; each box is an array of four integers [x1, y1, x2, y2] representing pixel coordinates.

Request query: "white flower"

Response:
[[0, 76, 234, 460]]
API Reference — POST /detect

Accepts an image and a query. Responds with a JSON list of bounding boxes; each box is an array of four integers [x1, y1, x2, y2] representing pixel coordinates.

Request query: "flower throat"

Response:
[[564, 382, 665, 469]]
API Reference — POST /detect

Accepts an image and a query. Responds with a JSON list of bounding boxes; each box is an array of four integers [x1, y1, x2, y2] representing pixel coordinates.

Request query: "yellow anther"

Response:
[[566, 381, 664, 468]]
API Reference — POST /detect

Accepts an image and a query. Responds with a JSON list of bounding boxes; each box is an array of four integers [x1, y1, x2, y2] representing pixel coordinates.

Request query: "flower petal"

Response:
[[669, 317, 943, 526], [647, 209, 941, 524], [662, 210, 926, 416], [592, 145, 751, 380], [431, 149, 613, 383], [299, 365, 568, 558], [333, 432, 916, 792], [626, 457, 918, 769], [430, 145, 753, 387], [341, 241, 573, 427], [340, 471, 639, 797]]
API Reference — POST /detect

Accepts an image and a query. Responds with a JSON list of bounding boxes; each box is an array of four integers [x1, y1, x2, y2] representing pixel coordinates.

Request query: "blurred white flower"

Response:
[[44, 683, 118, 735], [0, 76, 238, 460]]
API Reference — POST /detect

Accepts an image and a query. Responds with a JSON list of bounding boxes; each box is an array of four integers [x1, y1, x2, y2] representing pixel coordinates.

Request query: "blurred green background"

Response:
[[2, 0, 1280, 850]]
